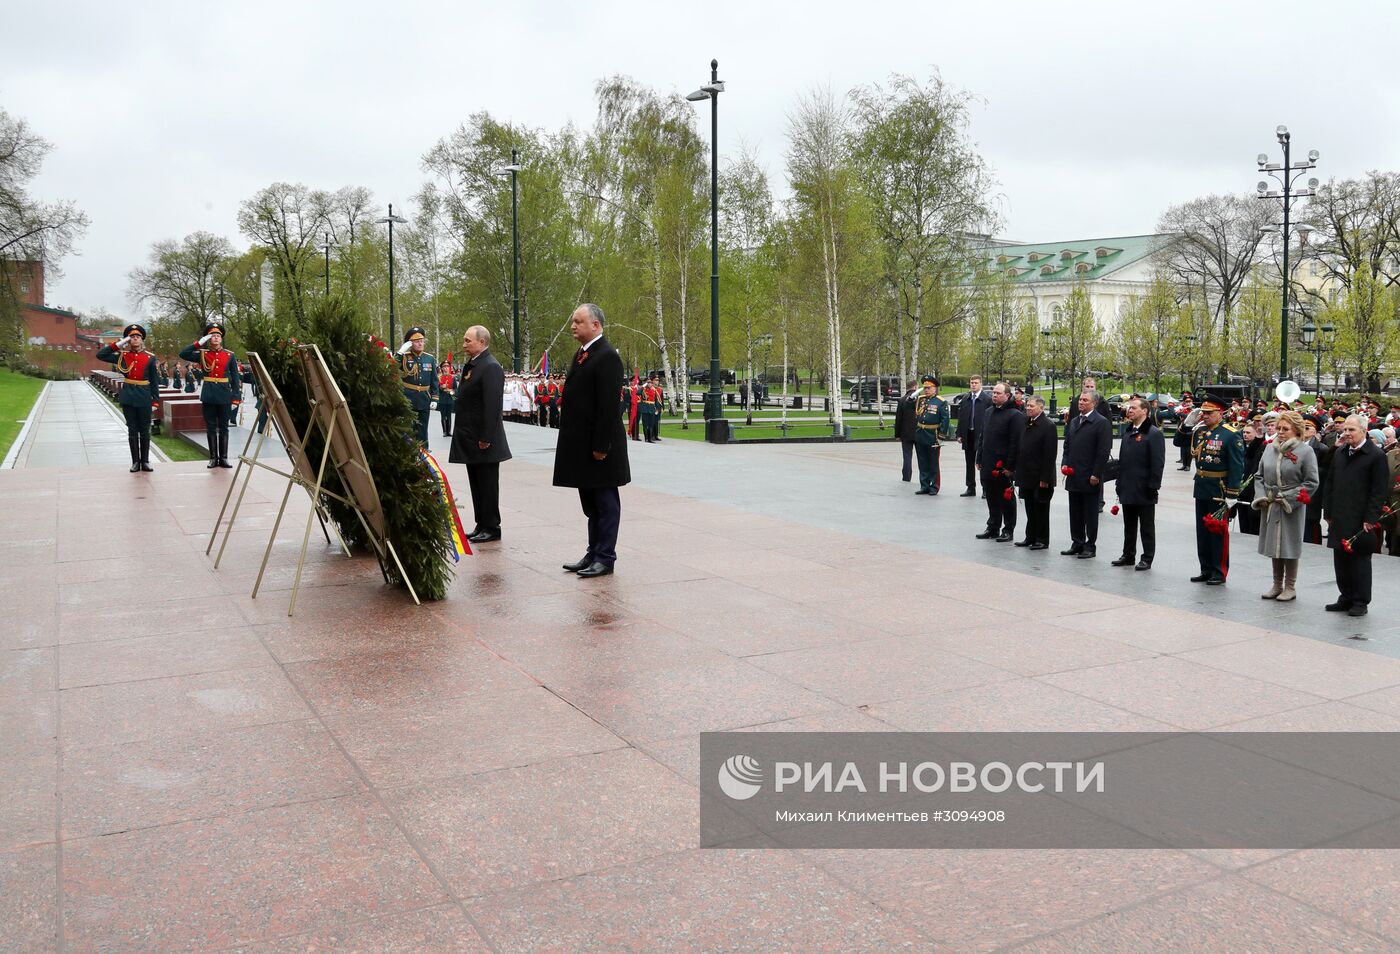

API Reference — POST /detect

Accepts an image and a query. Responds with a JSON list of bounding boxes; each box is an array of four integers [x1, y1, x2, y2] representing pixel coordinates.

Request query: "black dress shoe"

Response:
[[1111, 555, 1134, 567], [563, 556, 592, 572], [1325, 600, 1352, 612], [1206, 576, 1226, 585], [1060, 547, 1082, 556], [1014, 539, 1032, 547], [1349, 604, 1368, 617], [467, 530, 501, 543], [975, 530, 997, 540], [1177, 465, 1191, 471], [1029, 542, 1048, 550], [914, 489, 931, 495], [995, 533, 1013, 543], [207, 459, 220, 469], [216, 459, 233, 468], [960, 489, 976, 497], [1135, 559, 1151, 571], [140, 462, 154, 472], [1078, 548, 1097, 559], [1190, 574, 1210, 582], [576, 561, 614, 578], [130, 462, 142, 473]]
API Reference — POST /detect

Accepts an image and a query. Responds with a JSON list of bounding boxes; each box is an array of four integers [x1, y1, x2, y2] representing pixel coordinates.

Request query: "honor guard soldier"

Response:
[[171, 364, 183, 391], [96, 323, 161, 472], [438, 363, 456, 436], [641, 377, 663, 442], [179, 322, 242, 469], [912, 375, 949, 495], [548, 374, 563, 428], [1189, 392, 1245, 584], [535, 376, 550, 426], [396, 327, 438, 444]]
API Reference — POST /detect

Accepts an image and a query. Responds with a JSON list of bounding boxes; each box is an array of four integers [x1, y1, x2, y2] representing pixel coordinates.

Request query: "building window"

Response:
[[20, 280, 29, 294], [1052, 304, 1064, 324]]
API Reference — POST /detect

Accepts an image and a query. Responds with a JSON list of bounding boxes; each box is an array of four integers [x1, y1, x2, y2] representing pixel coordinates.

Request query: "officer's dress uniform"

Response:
[[1191, 411, 1245, 582], [398, 328, 438, 445], [438, 370, 455, 436], [912, 391, 949, 494], [96, 324, 161, 472], [641, 384, 662, 442], [179, 327, 242, 468]]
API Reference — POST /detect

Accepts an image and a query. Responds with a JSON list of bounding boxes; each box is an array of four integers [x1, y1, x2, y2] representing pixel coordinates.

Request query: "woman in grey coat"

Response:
[[1252, 410, 1320, 601]]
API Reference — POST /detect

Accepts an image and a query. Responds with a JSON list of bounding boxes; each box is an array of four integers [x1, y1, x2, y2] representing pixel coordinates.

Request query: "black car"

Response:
[[848, 375, 902, 403]]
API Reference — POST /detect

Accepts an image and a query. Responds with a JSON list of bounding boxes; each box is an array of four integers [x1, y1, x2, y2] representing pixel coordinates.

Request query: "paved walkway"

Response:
[[4, 423, 1400, 951], [8, 381, 168, 469]]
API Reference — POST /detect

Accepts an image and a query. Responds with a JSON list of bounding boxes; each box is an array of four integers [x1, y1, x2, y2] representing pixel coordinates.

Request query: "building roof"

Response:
[[23, 302, 81, 318], [961, 233, 1172, 285]]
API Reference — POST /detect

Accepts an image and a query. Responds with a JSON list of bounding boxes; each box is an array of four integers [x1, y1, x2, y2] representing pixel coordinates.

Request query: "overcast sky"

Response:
[[7, 0, 1397, 317]]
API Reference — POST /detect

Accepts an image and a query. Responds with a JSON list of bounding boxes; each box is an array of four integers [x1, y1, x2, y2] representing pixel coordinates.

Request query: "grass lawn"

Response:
[[154, 432, 210, 462], [0, 368, 47, 462]]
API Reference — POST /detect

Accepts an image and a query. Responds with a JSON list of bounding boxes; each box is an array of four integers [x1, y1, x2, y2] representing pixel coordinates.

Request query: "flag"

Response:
[[538, 352, 550, 376], [416, 445, 472, 561]]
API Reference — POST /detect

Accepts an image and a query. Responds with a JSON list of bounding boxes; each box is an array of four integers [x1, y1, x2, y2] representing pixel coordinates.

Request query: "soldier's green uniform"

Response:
[[398, 326, 439, 445], [178, 322, 242, 469], [96, 323, 161, 473], [1191, 395, 1245, 583], [913, 379, 950, 495]]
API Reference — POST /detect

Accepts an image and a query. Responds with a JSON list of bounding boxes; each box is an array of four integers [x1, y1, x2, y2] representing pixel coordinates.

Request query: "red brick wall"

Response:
[[7, 261, 45, 308]]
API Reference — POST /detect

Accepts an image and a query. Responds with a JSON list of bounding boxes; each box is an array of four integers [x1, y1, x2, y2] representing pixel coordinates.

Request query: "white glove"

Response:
[[117, 336, 132, 349], [1182, 408, 1203, 428], [397, 341, 413, 355], [199, 334, 213, 346]]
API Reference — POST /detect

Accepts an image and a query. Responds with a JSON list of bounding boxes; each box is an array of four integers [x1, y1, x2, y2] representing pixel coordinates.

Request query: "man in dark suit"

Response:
[[1112, 397, 1165, 570], [554, 304, 630, 578], [1015, 394, 1059, 549], [956, 375, 992, 496], [449, 326, 511, 543], [974, 381, 1024, 542], [1323, 414, 1390, 617], [894, 380, 919, 482], [1061, 390, 1112, 558]]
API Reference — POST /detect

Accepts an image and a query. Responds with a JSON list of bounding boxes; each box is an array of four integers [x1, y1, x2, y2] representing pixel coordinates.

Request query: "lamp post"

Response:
[[376, 203, 408, 344], [1255, 126, 1320, 384], [687, 59, 725, 442], [495, 150, 524, 371], [1040, 326, 1059, 416], [320, 232, 332, 297], [1183, 332, 1198, 394], [1300, 317, 1334, 399]]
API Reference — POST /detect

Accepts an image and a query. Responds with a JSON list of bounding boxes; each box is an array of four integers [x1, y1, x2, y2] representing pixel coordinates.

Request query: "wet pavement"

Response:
[[4, 421, 1400, 951], [7, 381, 169, 469]]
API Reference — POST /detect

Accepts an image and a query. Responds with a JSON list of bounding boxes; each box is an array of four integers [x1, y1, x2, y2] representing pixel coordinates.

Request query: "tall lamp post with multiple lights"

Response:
[[1254, 125, 1319, 384], [1301, 316, 1334, 399], [377, 203, 408, 344], [686, 59, 725, 442], [494, 150, 523, 371], [320, 232, 333, 297]]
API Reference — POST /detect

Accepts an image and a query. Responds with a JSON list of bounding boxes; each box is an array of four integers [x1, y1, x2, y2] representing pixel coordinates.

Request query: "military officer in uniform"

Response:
[[1189, 392, 1245, 584], [641, 376, 663, 442], [912, 375, 949, 495], [179, 322, 242, 469], [396, 326, 438, 445], [97, 323, 161, 473]]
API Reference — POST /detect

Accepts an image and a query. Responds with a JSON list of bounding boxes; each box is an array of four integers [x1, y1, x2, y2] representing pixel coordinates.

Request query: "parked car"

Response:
[[847, 375, 903, 403]]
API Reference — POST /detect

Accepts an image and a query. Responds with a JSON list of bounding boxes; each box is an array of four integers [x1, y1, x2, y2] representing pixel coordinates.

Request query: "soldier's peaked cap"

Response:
[[921, 374, 938, 385], [404, 327, 426, 342], [1198, 392, 1229, 412], [203, 321, 224, 336], [123, 323, 147, 339]]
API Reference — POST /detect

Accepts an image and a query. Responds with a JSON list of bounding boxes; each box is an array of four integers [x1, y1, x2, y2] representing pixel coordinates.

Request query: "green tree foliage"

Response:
[[1114, 275, 1185, 392], [126, 231, 236, 342], [1326, 261, 1398, 392], [1228, 281, 1281, 387], [243, 298, 456, 601]]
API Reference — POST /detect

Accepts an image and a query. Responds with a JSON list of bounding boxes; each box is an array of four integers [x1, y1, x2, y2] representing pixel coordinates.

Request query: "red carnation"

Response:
[[1342, 538, 1355, 553], [996, 460, 1004, 469], [1297, 489, 1312, 505], [1061, 466, 1075, 476], [1003, 487, 1014, 500], [1111, 505, 1120, 516]]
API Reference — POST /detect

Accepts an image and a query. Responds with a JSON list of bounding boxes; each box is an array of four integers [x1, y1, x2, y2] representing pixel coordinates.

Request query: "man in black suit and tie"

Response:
[[554, 304, 630, 578], [956, 375, 992, 496], [448, 325, 512, 543], [1061, 390, 1112, 558], [1111, 396, 1165, 570]]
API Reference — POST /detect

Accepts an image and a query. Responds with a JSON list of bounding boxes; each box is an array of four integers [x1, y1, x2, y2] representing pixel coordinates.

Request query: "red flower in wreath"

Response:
[[1296, 489, 1312, 505]]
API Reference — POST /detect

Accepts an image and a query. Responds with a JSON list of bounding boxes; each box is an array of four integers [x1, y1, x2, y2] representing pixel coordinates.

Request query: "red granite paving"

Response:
[[4, 458, 1400, 951]]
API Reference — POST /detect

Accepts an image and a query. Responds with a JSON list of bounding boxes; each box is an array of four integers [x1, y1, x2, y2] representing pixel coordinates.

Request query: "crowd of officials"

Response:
[[896, 374, 1399, 618]]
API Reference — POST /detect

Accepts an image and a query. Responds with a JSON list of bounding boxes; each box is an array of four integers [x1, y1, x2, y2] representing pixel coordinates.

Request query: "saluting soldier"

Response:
[[642, 377, 663, 443], [912, 374, 950, 495], [96, 323, 161, 473], [178, 322, 242, 469], [1189, 392, 1246, 585], [171, 363, 183, 391], [396, 326, 438, 444]]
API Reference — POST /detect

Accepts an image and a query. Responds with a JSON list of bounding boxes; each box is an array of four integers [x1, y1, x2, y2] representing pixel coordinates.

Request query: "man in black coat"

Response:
[[553, 304, 630, 578], [448, 326, 512, 543], [894, 380, 919, 482], [1112, 397, 1165, 570], [955, 375, 992, 496], [974, 382, 1024, 542], [1323, 414, 1389, 617], [1015, 394, 1059, 550], [1061, 390, 1113, 558]]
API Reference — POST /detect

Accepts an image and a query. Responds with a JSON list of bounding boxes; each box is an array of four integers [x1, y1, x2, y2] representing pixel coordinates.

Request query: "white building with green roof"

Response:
[[962, 233, 1172, 328]]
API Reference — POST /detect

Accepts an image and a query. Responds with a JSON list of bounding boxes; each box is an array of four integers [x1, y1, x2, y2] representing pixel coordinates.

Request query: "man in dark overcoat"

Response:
[[449, 326, 512, 543]]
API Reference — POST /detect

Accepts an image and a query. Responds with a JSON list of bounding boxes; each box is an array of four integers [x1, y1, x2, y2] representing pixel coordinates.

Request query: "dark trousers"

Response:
[[201, 402, 229, 460], [900, 439, 914, 481], [465, 462, 500, 533], [440, 407, 453, 435], [412, 408, 430, 444], [122, 404, 152, 465], [1067, 488, 1100, 549], [1333, 548, 1373, 606], [963, 438, 977, 490], [1023, 490, 1052, 544], [578, 487, 621, 566], [1121, 503, 1156, 562], [1236, 502, 1260, 535], [1178, 442, 1192, 467], [914, 441, 941, 493], [982, 469, 1015, 533], [1194, 498, 1228, 577]]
